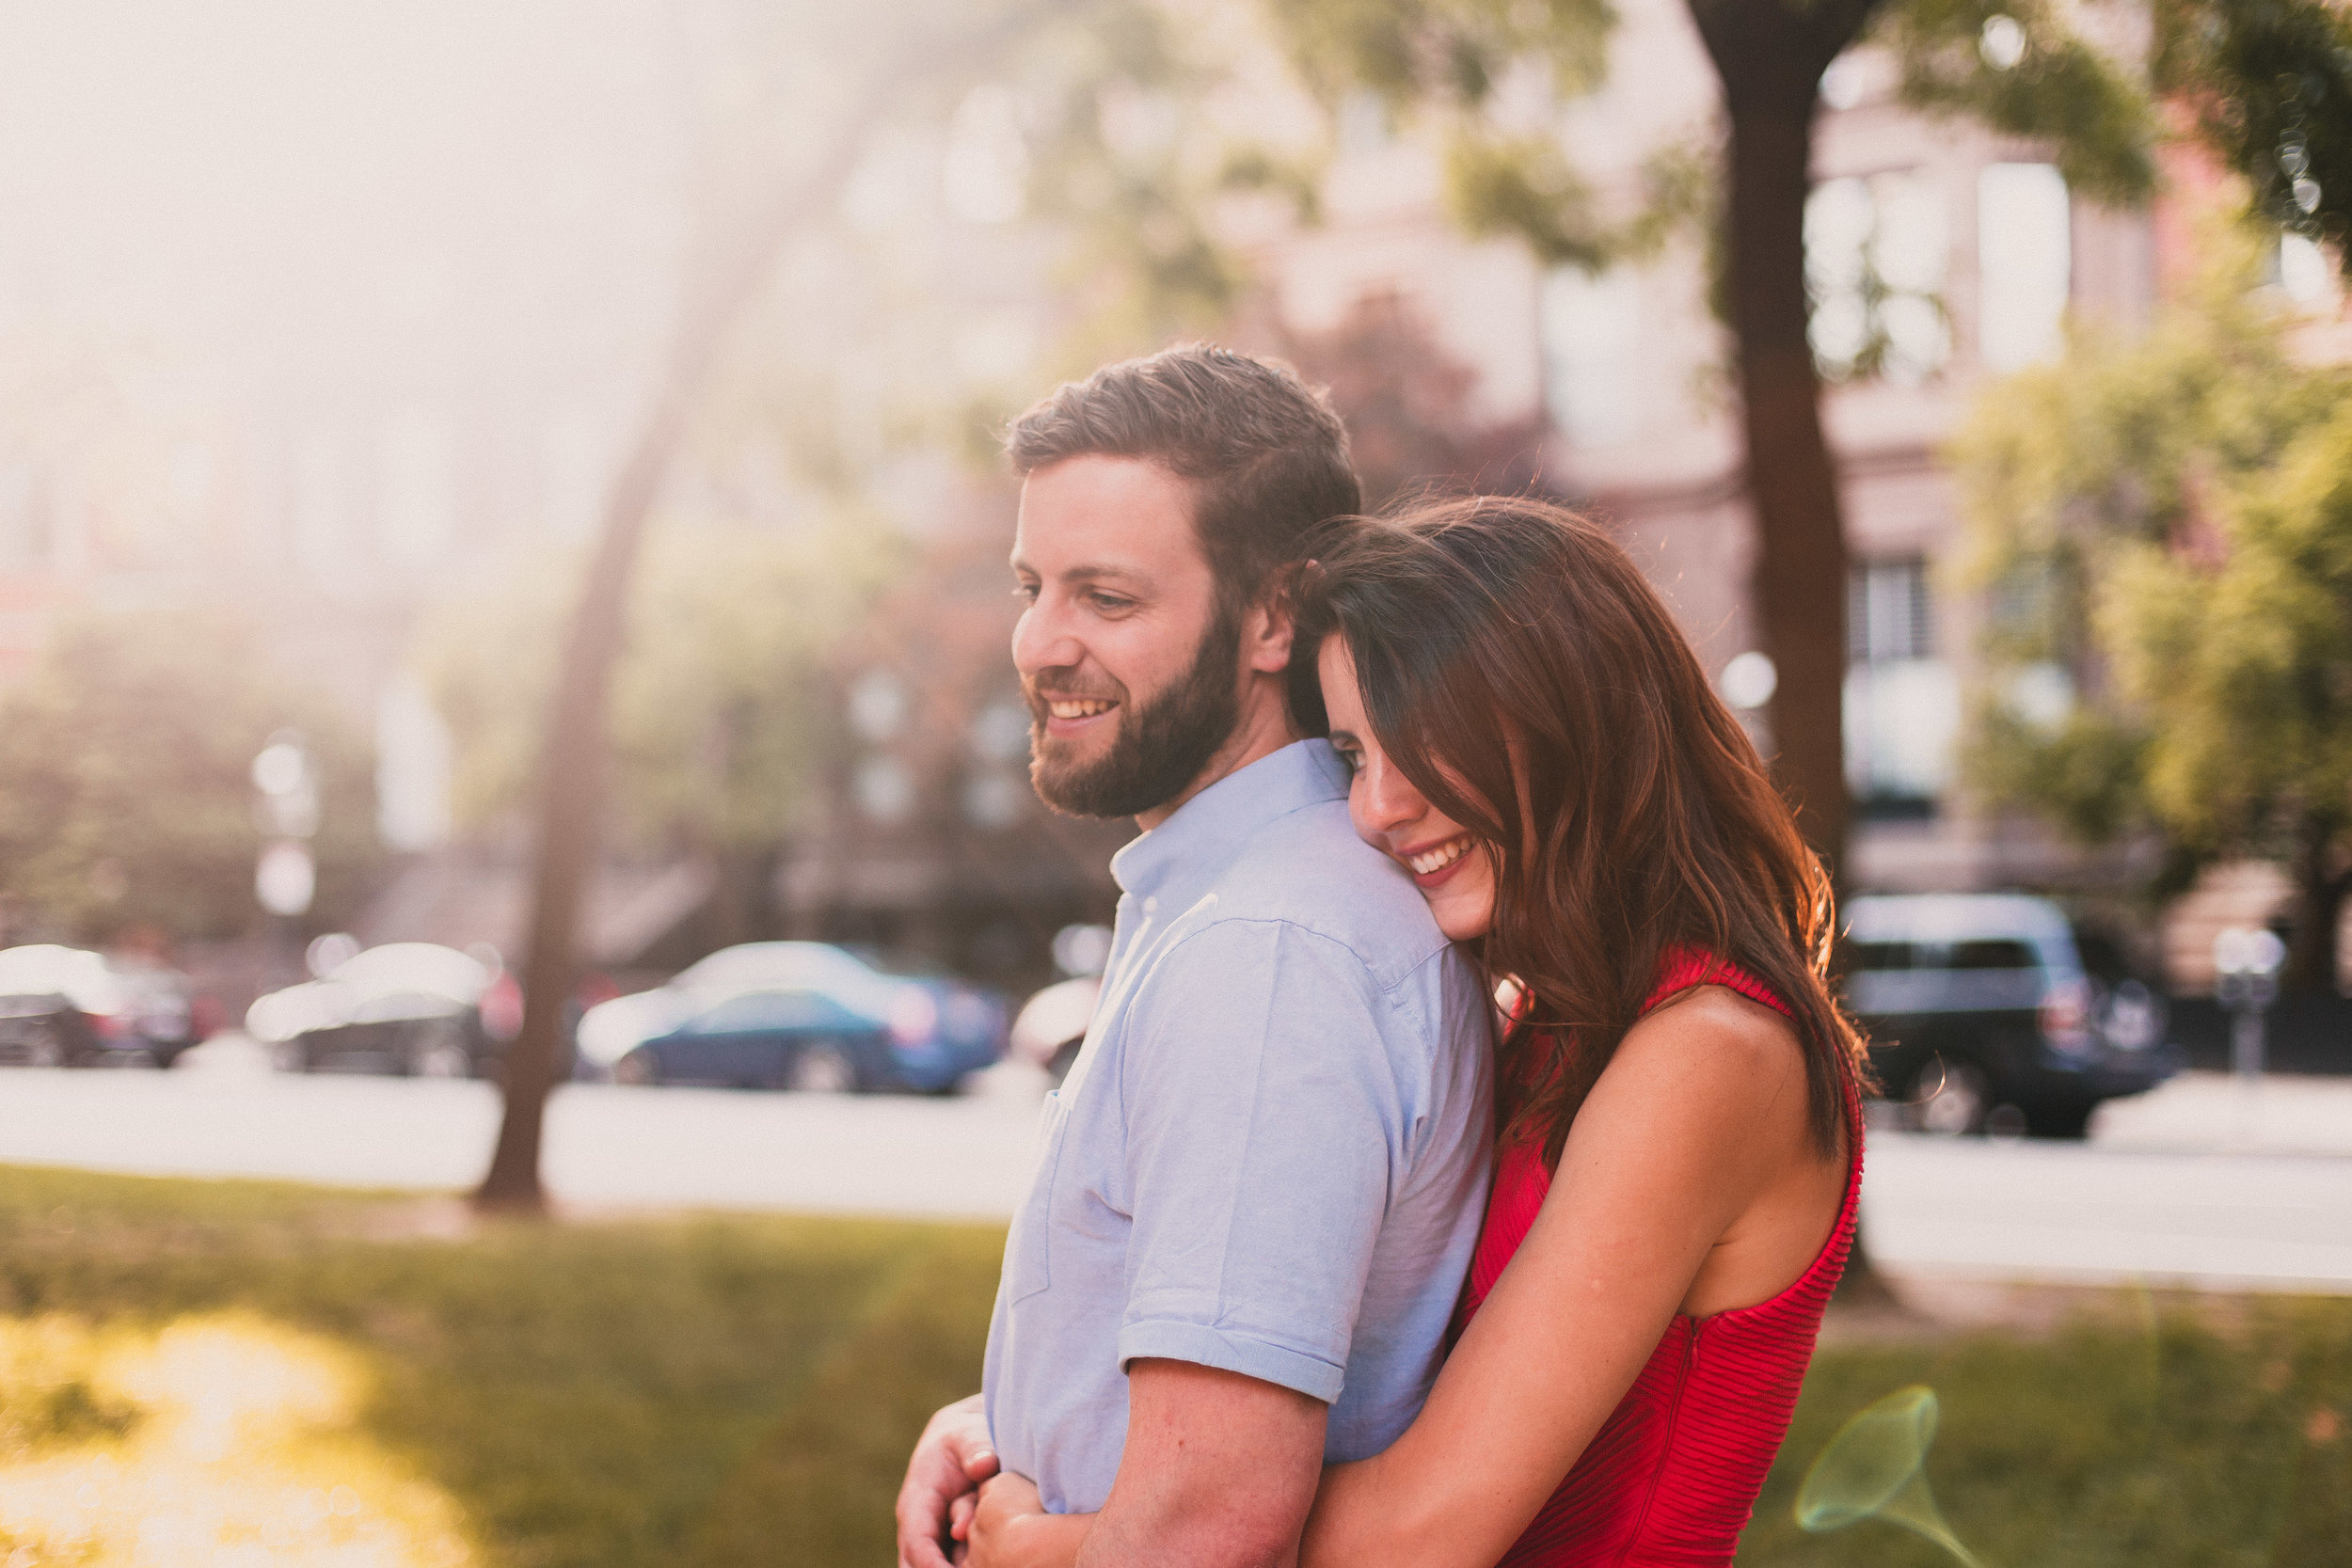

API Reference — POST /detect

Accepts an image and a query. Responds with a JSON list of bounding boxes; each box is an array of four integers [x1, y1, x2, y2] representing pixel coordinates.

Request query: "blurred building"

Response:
[[1238, 0, 2347, 985], [0, 3, 687, 835]]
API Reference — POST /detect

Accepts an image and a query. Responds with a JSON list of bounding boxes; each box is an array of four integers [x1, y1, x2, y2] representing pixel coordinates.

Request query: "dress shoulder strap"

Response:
[[1641, 944, 1795, 1020]]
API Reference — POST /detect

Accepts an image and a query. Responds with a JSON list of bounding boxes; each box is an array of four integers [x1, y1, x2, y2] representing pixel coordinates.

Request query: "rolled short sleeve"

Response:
[[1113, 918, 1406, 1404]]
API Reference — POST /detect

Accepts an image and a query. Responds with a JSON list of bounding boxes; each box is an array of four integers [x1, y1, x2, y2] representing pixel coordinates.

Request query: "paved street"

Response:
[[1, 1044, 2346, 1291]]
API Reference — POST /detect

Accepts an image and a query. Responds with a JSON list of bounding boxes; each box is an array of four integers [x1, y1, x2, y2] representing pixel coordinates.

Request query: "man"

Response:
[[895, 345, 1492, 1568]]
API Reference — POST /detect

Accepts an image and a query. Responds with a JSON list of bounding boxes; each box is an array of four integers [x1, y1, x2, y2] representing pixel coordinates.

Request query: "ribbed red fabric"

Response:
[[1460, 949, 1863, 1568]]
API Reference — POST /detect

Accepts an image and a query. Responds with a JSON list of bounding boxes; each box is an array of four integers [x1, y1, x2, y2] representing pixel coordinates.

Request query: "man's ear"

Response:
[[1243, 587, 1296, 676]]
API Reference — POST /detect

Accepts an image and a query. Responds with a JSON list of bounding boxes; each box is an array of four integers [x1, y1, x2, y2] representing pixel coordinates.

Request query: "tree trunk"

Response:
[[2286, 815, 2349, 995], [473, 3, 1073, 1212], [1687, 0, 1884, 879], [1687, 0, 1889, 1303]]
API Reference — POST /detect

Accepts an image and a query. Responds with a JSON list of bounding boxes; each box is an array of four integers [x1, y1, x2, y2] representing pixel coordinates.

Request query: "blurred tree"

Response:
[[473, 0, 1097, 1212], [419, 522, 887, 948], [1260, 0, 2153, 879], [0, 611, 376, 946], [1950, 232, 2352, 990], [1274, 289, 1552, 507], [2153, 0, 2352, 265]]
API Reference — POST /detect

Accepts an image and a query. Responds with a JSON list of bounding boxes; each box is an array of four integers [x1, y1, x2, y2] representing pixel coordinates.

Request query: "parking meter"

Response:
[[2213, 927, 2287, 1080]]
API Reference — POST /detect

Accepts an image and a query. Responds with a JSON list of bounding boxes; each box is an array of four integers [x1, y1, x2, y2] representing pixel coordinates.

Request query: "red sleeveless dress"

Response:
[[1460, 950, 1864, 1568]]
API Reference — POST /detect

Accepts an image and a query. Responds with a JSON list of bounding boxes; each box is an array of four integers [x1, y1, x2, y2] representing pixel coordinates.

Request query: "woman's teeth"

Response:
[[1048, 699, 1116, 720], [1407, 838, 1471, 876]]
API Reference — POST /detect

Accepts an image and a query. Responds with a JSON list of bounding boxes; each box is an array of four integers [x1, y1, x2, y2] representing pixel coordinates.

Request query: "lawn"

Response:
[[0, 1164, 2342, 1568]]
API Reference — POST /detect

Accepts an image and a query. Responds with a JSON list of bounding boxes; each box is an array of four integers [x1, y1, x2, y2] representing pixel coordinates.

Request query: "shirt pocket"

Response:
[[1006, 1088, 1073, 1306]]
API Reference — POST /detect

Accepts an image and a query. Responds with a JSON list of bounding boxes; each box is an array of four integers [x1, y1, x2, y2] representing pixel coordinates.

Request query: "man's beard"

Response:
[[1026, 605, 1242, 819]]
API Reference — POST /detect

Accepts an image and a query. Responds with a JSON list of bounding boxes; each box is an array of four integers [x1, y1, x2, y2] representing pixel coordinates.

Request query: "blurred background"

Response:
[[0, 1, 2346, 1565]]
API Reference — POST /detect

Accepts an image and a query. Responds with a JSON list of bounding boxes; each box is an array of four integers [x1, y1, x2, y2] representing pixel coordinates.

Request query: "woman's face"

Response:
[[1318, 635, 1496, 942]]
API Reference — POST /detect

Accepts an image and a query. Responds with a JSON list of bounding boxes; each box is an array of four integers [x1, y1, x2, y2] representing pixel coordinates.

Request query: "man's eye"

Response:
[[1089, 593, 1133, 613], [1012, 582, 1041, 604]]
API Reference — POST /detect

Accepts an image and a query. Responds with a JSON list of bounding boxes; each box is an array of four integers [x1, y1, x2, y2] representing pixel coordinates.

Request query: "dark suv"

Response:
[[1844, 895, 2185, 1138]]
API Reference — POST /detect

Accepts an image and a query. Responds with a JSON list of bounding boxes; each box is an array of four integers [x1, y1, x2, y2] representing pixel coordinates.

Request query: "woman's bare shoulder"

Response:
[[1616, 983, 1807, 1090]]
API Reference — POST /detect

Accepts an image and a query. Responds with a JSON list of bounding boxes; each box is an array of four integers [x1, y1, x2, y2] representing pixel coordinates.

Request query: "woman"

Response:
[[968, 496, 1870, 1568]]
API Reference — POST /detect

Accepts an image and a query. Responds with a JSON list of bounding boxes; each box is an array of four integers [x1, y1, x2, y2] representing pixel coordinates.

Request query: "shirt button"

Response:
[[1143, 897, 1158, 912]]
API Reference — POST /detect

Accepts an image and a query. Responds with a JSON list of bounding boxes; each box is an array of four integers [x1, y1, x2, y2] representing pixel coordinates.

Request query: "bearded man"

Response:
[[895, 345, 1492, 1568]]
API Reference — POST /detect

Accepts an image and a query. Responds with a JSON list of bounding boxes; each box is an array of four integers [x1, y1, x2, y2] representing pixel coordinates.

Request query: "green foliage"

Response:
[[1877, 0, 2156, 205], [1947, 232, 2352, 870], [2103, 400, 2352, 853], [1268, 0, 1673, 277], [417, 523, 888, 856], [1443, 130, 1610, 267], [1967, 705, 2152, 845], [1268, 0, 1616, 106], [2155, 0, 2352, 256], [1010, 3, 1267, 361], [0, 611, 377, 943]]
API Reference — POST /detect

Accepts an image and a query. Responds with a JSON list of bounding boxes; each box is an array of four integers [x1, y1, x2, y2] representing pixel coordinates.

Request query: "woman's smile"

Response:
[[1398, 833, 1474, 886]]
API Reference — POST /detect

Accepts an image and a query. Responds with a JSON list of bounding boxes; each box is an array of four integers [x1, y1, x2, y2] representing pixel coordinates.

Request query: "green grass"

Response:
[[0, 1166, 1001, 1567], [0, 1165, 2342, 1567], [1740, 1299, 2352, 1568]]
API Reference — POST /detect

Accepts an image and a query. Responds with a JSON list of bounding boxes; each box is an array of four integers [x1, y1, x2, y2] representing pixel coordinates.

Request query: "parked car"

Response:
[[1008, 923, 1113, 1085], [1844, 894, 2185, 1138], [246, 942, 501, 1078], [578, 941, 1007, 1093], [0, 944, 214, 1068], [1009, 975, 1100, 1085]]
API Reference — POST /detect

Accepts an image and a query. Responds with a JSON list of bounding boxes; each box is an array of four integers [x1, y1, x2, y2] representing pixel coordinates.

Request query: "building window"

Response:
[[1978, 162, 2071, 372], [1538, 265, 1642, 448], [1850, 554, 1935, 663], [1845, 557, 1958, 810], [1806, 170, 1949, 384]]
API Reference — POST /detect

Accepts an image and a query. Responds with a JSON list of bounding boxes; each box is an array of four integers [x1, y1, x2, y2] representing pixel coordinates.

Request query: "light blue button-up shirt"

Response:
[[982, 739, 1493, 1514]]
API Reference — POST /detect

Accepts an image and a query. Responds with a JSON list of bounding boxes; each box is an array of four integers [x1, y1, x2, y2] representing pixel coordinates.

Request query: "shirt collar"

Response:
[[1110, 739, 1349, 899]]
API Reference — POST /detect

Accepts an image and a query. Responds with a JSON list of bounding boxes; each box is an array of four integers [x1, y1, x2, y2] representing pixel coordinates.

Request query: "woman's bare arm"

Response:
[[1299, 989, 1836, 1568], [970, 990, 1838, 1568]]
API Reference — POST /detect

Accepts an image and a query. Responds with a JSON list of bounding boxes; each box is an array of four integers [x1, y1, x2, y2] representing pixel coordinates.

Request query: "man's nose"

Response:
[[1012, 597, 1084, 678]]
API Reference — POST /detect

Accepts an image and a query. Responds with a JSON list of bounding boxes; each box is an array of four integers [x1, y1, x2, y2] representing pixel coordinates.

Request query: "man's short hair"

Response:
[[1006, 344, 1360, 612]]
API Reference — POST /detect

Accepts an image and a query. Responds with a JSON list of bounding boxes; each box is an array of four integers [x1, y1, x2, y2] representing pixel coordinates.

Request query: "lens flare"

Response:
[[0, 1312, 472, 1566], [1795, 1385, 1986, 1567]]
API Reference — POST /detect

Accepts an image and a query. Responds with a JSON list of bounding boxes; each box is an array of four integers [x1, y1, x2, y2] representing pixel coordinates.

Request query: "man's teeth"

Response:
[[1407, 839, 1471, 876], [1048, 698, 1116, 720]]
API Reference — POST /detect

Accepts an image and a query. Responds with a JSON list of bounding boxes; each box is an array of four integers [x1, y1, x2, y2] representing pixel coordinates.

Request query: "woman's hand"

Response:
[[965, 1471, 1090, 1568]]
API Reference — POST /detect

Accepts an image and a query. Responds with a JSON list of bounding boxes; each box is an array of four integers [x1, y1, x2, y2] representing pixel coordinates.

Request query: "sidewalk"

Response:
[[2086, 1069, 2352, 1158]]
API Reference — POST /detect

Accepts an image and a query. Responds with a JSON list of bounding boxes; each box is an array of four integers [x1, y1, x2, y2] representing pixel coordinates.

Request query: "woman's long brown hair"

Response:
[[1291, 497, 1871, 1167]]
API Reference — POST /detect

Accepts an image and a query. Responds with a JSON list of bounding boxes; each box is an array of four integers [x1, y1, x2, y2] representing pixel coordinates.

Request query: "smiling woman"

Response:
[[1317, 638, 1495, 943]]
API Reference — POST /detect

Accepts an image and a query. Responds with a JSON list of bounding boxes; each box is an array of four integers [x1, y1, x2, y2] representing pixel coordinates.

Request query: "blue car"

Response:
[[578, 942, 1007, 1094]]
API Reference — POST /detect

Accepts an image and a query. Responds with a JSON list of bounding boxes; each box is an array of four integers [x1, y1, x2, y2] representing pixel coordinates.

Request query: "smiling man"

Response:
[[895, 346, 1493, 1568]]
